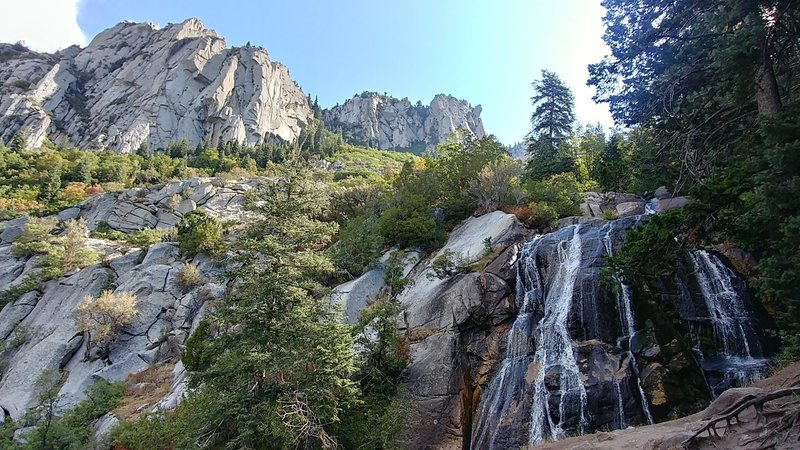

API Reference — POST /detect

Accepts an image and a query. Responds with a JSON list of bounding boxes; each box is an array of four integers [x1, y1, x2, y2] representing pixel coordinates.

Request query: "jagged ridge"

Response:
[[0, 19, 313, 153], [322, 91, 485, 150]]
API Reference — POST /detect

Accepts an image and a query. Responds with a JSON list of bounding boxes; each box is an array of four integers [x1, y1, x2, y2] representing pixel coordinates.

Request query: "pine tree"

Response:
[[10, 130, 27, 152], [527, 69, 575, 151], [182, 161, 358, 448]]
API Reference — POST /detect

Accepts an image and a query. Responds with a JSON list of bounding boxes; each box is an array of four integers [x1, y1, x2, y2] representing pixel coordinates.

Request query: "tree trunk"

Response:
[[755, 58, 782, 117], [754, 19, 782, 117]]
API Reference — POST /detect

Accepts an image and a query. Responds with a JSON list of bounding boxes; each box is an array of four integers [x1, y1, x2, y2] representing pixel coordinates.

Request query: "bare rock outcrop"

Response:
[[0, 178, 253, 423], [0, 19, 313, 152], [322, 92, 485, 150]]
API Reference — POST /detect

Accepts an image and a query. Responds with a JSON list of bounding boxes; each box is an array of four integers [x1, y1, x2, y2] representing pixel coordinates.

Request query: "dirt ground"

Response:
[[535, 363, 800, 450]]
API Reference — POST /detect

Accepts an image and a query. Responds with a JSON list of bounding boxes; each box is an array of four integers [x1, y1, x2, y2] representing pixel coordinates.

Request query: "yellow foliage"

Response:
[[75, 290, 139, 349]]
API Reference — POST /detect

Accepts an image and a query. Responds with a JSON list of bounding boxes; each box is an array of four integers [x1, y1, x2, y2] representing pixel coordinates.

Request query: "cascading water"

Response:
[[601, 221, 654, 425], [688, 250, 769, 396], [527, 229, 587, 445], [471, 227, 588, 449], [470, 216, 770, 448]]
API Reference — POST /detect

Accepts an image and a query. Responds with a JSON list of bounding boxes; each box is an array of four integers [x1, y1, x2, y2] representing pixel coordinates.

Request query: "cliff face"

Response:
[[0, 19, 313, 153], [0, 177, 253, 424], [322, 92, 485, 150]]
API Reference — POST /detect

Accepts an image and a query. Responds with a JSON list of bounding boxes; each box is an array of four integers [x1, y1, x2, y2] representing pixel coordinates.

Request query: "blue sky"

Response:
[[1, 0, 613, 145]]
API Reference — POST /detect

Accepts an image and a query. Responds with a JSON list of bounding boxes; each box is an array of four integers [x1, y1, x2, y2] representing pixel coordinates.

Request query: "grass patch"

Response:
[[113, 363, 176, 422]]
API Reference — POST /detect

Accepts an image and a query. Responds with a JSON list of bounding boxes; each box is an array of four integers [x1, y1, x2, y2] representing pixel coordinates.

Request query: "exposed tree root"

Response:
[[683, 386, 800, 445]]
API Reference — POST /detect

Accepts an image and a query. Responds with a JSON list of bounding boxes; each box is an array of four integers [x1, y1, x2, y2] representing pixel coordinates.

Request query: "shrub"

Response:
[[176, 209, 225, 258], [60, 181, 90, 203], [527, 202, 559, 229], [467, 158, 522, 212], [40, 218, 100, 280], [110, 411, 175, 450], [60, 218, 98, 271], [22, 379, 126, 449], [75, 290, 139, 359], [11, 217, 58, 257], [329, 213, 384, 278], [176, 262, 204, 292], [426, 249, 470, 280], [182, 319, 213, 372], [126, 227, 172, 247], [603, 209, 619, 220], [383, 251, 414, 298], [378, 194, 445, 250]]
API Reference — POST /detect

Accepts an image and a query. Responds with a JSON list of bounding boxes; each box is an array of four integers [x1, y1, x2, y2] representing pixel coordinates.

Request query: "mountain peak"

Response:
[[0, 18, 311, 152], [323, 92, 485, 151]]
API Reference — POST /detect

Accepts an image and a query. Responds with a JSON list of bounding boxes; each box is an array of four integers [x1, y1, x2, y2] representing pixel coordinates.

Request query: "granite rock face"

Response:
[[0, 19, 313, 152], [323, 92, 485, 150], [0, 177, 255, 423]]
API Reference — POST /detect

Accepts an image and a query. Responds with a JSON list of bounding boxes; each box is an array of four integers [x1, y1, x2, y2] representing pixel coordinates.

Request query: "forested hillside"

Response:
[[1, 1, 799, 449]]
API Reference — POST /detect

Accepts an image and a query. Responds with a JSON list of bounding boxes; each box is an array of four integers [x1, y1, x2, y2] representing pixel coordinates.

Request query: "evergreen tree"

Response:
[[39, 163, 63, 203], [527, 69, 575, 151], [593, 0, 800, 359], [10, 130, 27, 152], [589, 0, 799, 185], [182, 161, 358, 448]]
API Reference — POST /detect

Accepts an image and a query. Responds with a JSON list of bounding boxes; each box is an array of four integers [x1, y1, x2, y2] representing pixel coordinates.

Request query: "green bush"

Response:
[[110, 410, 175, 450], [378, 194, 445, 250], [40, 218, 99, 278], [11, 379, 124, 449], [126, 227, 173, 247], [526, 202, 559, 229], [11, 217, 57, 257], [329, 213, 384, 277], [603, 209, 619, 220], [426, 249, 470, 280], [181, 319, 213, 372], [176, 209, 225, 258]]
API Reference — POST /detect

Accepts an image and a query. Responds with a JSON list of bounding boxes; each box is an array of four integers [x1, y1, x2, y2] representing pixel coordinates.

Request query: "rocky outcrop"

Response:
[[391, 207, 770, 449], [0, 177, 255, 424], [388, 211, 530, 450], [0, 241, 224, 420], [79, 177, 253, 233], [0, 19, 313, 152], [322, 92, 485, 150]]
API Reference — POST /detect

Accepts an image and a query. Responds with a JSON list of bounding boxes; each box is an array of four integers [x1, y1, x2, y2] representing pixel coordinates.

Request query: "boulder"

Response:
[[657, 196, 690, 212], [57, 207, 82, 222], [437, 211, 525, 264], [580, 192, 604, 218], [176, 198, 196, 215], [654, 185, 671, 199], [615, 201, 645, 218], [0, 217, 29, 243]]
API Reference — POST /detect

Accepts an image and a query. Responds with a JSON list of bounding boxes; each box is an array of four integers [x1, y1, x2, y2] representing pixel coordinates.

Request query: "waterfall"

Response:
[[601, 221, 654, 425], [471, 227, 588, 449], [470, 236, 544, 450], [688, 250, 768, 396], [614, 380, 627, 429], [689, 250, 759, 356], [470, 219, 770, 449], [527, 228, 587, 445]]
